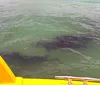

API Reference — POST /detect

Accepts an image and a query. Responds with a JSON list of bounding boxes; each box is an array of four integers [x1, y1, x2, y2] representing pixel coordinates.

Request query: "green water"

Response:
[[0, 0, 100, 78]]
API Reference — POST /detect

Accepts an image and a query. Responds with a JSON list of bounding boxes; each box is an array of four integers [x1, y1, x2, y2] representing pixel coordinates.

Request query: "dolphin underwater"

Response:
[[0, 52, 48, 65], [36, 35, 100, 52]]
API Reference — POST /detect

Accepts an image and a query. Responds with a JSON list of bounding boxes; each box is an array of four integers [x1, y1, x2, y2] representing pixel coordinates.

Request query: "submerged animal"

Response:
[[0, 52, 51, 77], [0, 52, 48, 65], [36, 35, 100, 51]]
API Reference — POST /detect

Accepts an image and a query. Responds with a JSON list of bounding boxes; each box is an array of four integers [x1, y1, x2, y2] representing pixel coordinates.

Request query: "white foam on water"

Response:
[[1, 36, 31, 47], [68, 48, 92, 60]]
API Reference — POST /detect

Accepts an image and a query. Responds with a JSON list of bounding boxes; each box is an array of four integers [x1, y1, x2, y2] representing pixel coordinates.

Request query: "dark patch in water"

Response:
[[0, 52, 48, 65], [36, 35, 96, 52], [0, 52, 60, 76]]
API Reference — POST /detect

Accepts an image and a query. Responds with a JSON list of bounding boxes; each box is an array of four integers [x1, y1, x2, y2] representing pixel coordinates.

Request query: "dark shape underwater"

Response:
[[36, 35, 100, 51], [0, 52, 48, 65]]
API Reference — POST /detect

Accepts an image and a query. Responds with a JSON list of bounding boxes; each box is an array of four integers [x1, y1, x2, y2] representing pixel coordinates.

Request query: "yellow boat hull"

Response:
[[13, 77, 99, 85]]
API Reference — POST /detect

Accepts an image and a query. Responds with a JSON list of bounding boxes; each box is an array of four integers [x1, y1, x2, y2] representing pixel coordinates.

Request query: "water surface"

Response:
[[0, 0, 100, 78]]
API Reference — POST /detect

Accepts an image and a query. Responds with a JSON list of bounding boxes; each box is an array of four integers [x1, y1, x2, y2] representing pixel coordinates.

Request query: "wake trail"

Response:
[[68, 48, 92, 61]]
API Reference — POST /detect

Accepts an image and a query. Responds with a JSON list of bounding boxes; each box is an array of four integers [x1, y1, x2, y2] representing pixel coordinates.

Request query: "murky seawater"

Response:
[[0, 0, 100, 78]]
